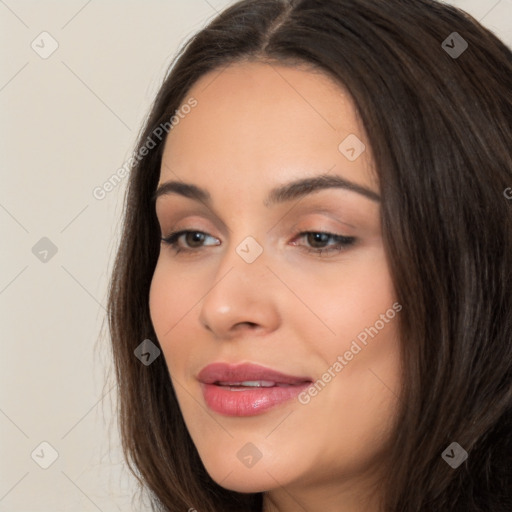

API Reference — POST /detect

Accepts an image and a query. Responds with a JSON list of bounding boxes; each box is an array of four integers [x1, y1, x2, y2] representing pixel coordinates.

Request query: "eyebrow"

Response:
[[152, 173, 381, 206]]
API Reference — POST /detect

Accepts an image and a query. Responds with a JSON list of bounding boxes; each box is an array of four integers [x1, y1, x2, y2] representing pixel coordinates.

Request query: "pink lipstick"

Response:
[[197, 362, 312, 416]]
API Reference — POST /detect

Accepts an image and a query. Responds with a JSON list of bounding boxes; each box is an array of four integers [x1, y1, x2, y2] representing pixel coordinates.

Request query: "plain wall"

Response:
[[1, 1, 510, 510]]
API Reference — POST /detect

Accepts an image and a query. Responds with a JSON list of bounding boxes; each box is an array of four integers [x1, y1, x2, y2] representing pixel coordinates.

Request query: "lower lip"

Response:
[[200, 382, 311, 416]]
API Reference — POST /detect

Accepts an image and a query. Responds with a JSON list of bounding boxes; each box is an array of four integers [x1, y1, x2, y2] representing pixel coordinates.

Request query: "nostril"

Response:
[[235, 321, 258, 329]]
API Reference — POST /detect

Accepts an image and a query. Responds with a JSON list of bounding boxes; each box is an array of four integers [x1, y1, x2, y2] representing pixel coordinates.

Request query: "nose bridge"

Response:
[[216, 214, 269, 282]]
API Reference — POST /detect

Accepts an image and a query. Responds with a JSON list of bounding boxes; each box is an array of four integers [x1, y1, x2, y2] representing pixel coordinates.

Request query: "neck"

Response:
[[260, 470, 385, 512]]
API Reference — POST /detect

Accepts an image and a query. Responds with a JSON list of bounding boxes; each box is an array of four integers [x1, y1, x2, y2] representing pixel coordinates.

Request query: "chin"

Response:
[[208, 468, 278, 494], [197, 446, 294, 493]]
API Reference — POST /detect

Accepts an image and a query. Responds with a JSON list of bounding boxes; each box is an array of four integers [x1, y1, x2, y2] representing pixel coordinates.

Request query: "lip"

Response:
[[198, 362, 313, 417]]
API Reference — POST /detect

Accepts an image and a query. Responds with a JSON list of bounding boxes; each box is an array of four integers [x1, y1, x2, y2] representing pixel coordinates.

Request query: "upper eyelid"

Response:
[[155, 208, 231, 236], [157, 210, 357, 233], [155, 200, 363, 233]]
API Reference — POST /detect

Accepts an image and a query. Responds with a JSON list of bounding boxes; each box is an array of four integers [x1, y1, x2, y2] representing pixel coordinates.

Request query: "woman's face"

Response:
[[149, 61, 401, 508]]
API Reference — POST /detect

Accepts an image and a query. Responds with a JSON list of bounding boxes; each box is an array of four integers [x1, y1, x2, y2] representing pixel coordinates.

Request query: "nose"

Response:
[[198, 237, 281, 339]]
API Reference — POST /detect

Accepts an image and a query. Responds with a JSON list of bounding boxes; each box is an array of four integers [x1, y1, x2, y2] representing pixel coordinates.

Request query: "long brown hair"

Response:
[[107, 1, 512, 510]]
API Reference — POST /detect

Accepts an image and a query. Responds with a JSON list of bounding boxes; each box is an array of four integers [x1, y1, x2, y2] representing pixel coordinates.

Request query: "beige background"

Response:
[[1, 1, 510, 510]]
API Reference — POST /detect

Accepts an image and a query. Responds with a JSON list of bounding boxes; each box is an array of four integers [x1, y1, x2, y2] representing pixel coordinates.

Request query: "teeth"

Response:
[[218, 380, 276, 387]]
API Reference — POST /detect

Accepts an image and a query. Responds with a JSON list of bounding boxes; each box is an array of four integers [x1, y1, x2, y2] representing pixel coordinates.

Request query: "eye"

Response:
[[161, 230, 356, 257], [161, 230, 220, 254], [291, 231, 356, 256]]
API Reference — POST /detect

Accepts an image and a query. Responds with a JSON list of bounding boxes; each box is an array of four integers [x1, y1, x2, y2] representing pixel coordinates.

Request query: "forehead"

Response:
[[161, 61, 376, 192]]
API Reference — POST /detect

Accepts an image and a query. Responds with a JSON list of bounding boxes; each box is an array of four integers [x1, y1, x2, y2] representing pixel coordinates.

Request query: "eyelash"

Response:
[[160, 230, 356, 256]]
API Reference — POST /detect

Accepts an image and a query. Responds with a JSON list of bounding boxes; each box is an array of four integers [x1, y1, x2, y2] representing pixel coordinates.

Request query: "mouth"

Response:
[[197, 362, 313, 416], [198, 362, 312, 386], [214, 380, 306, 389]]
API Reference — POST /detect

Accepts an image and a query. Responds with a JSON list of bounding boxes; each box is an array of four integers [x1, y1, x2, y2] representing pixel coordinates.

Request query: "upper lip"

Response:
[[197, 362, 312, 385]]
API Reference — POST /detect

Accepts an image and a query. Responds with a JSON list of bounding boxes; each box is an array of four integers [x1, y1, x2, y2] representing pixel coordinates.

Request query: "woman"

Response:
[[107, 0, 512, 510]]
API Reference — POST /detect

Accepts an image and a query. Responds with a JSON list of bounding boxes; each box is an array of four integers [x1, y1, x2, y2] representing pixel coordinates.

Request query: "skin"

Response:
[[149, 61, 402, 512]]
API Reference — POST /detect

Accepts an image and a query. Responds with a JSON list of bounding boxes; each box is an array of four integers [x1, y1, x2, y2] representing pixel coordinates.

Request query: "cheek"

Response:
[[334, 258, 396, 337], [149, 261, 174, 336], [149, 257, 216, 382], [149, 257, 202, 329], [148, 259, 192, 366], [290, 247, 401, 419], [290, 246, 396, 350]]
